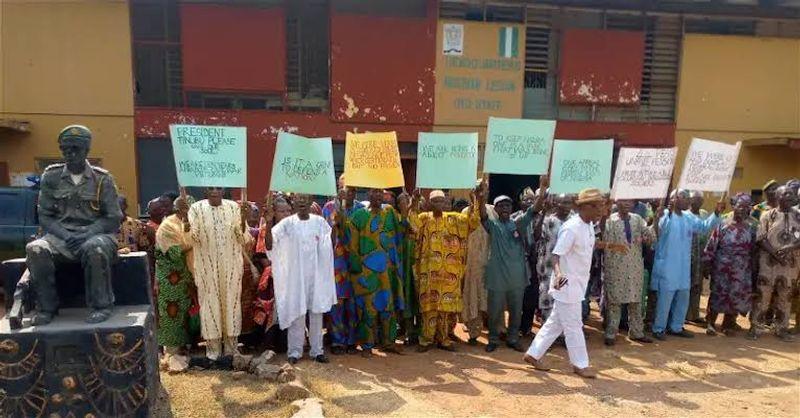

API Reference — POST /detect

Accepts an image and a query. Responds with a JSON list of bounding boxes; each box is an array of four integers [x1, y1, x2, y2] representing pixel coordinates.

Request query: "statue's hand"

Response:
[[66, 232, 90, 253]]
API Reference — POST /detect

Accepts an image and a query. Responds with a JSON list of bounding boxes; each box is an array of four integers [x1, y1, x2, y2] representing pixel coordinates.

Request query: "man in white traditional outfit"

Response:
[[524, 188, 605, 379], [186, 187, 252, 360], [264, 194, 336, 364]]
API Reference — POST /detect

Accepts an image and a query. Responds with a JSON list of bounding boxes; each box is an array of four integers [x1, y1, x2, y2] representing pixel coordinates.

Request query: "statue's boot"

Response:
[[86, 308, 112, 324], [31, 311, 55, 326]]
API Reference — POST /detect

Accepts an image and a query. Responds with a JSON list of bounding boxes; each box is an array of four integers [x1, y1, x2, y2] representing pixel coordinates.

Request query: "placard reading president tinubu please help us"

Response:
[[169, 124, 247, 188]]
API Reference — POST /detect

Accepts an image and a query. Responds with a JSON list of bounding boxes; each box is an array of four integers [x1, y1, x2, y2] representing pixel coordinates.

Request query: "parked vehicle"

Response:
[[0, 187, 39, 261]]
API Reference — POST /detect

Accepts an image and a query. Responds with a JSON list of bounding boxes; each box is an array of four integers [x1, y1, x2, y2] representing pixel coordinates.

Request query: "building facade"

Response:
[[0, 1, 136, 201], [1, 1, 798, 212]]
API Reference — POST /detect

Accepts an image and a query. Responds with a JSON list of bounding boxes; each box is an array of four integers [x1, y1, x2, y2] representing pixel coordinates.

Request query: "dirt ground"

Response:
[[158, 310, 800, 417]]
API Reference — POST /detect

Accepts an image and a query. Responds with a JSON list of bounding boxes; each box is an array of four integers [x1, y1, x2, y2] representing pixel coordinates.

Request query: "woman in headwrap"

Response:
[[703, 193, 757, 336], [155, 194, 197, 370]]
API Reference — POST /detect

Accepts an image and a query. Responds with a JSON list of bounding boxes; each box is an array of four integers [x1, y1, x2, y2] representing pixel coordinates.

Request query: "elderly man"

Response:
[[264, 194, 336, 364], [410, 186, 483, 352], [185, 187, 252, 359], [602, 200, 656, 345], [752, 180, 779, 220], [347, 188, 405, 357], [482, 177, 547, 353], [536, 193, 574, 321], [687, 191, 710, 324], [513, 185, 541, 338], [321, 176, 364, 355], [749, 186, 800, 342], [524, 189, 606, 379], [651, 189, 723, 340], [26, 125, 123, 325]]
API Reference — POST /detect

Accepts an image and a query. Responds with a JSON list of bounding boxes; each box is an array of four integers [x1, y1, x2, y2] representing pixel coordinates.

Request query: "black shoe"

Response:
[[485, 343, 498, 353], [653, 332, 666, 341], [438, 343, 456, 352], [467, 338, 478, 346], [31, 311, 54, 326], [315, 354, 330, 363], [668, 329, 694, 338], [405, 337, 419, 346], [632, 336, 654, 344], [288, 357, 299, 365], [330, 346, 345, 355], [507, 341, 525, 352], [346, 345, 359, 355], [604, 338, 616, 346]]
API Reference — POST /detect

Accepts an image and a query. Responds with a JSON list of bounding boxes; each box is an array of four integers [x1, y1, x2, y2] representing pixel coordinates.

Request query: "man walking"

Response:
[[524, 189, 605, 379]]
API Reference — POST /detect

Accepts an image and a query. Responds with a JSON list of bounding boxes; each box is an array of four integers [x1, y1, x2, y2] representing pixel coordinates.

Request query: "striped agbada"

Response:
[[188, 199, 251, 359]]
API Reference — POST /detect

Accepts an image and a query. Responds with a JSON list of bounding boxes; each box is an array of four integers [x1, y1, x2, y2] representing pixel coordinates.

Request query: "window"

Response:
[[685, 18, 756, 35], [439, 1, 524, 22], [131, 0, 183, 107], [333, 0, 427, 17], [286, 0, 330, 111], [131, 0, 330, 111]]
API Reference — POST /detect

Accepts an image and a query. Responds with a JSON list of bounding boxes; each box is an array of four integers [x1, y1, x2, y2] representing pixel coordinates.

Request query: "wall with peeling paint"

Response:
[[559, 29, 645, 106], [330, 11, 435, 124], [135, 109, 430, 201]]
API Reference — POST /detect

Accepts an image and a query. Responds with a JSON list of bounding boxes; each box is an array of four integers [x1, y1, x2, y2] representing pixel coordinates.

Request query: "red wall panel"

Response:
[[181, 4, 286, 93], [135, 109, 430, 199], [555, 121, 675, 147], [559, 29, 645, 106], [330, 13, 435, 124]]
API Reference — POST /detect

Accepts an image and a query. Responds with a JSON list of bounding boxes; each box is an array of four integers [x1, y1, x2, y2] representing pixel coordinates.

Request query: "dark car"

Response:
[[0, 187, 39, 261]]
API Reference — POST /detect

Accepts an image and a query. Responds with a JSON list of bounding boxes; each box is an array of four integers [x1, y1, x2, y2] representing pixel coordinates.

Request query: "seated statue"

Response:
[[25, 125, 122, 325]]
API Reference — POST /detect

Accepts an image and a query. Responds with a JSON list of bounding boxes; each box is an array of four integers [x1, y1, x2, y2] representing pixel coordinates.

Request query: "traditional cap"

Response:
[[576, 188, 604, 205], [763, 179, 777, 191], [493, 195, 512, 205], [429, 190, 446, 199], [520, 187, 535, 199], [733, 193, 752, 207], [58, 125, 92, 143]]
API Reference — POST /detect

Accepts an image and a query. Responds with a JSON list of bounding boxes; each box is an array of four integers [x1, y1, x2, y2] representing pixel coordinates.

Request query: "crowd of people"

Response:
[[117, 176, 800, 378]]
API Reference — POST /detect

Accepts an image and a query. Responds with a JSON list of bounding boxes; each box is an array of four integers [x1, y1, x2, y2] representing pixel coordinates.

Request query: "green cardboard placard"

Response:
[[270, 132, 336, 196], [169, 124, 247, 188], [483, 117, 556, 175], [416, 132, 479, 189], [550, 139, 614, 194]]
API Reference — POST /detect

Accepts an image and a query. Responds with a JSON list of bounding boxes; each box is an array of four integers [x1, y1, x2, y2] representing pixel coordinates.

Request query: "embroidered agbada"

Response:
[[188, 199, 250, 341], [155, 214, 194, 348], [602, 213, 654, 304], [410, 210, 480, 314], [410, 209, 479, 347], [348, 207, 405, 348], [270, 214, 336, 330]]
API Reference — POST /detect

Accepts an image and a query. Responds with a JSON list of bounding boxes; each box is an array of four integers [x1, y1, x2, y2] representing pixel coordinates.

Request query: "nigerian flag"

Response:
[[498, 26, 519, 58]]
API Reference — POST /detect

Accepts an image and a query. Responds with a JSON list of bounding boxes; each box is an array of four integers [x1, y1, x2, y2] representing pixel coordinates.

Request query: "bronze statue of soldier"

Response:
[[25, 125, 122, 325]]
